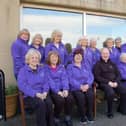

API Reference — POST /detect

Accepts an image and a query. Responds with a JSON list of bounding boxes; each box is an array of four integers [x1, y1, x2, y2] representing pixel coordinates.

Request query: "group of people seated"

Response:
[[11, 28, 126, 126]]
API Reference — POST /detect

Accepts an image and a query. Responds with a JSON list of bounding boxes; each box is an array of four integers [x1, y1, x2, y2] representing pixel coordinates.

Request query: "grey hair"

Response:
[[51, 29, 62, 41], [31, 33, 43, 45]]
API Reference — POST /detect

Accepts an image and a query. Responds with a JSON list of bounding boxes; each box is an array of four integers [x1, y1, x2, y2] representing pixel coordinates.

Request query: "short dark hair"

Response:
[[73, 48, 83, 58]]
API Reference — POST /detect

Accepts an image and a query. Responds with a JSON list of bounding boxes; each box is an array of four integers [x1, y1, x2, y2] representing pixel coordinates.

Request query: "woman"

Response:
[[105, 37, 119, 64], [45, 51, 73, 126], [11, 28, 30, 79], [65, 43, 73, 64], [67, 48, 94, 125], [115, 37, 122, 53], [45, 30, 68, 65], [89, 38, 100, 67], [76, 36, 93, 68], [118, 53, 126, 86], [30, 34, 45, 63], [18, 49, 54, 126]]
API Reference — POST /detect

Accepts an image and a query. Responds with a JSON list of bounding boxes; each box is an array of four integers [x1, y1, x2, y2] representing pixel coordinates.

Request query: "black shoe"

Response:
[[80, 116, 87, 125], [64, 116, 73, 126], [65, 120, 73, 126], [107, 113, 114, 119], [87, 115, 94, 124]]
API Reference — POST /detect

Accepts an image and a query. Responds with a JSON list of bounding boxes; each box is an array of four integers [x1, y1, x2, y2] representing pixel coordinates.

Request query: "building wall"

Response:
[[0, 0, 20, 85], [21, 0, 126, 16]]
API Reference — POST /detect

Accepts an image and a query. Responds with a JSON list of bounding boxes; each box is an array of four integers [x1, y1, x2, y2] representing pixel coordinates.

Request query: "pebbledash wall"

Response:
[[1, 0, 126, 85]]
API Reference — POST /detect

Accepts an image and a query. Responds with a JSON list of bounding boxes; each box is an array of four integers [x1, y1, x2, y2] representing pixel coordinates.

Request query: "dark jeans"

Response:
[[51, 92, 74, 118], [24, 95, 54, 126], [100, 83, 126, 114], [72, 88, 94, 118]]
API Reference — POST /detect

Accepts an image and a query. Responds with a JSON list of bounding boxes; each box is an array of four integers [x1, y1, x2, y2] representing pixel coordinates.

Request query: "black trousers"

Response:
[[24, 95, 54, 126], [72, 88, 94, 118], [51, 92, 74, 118], [100, 83, 126, 114]]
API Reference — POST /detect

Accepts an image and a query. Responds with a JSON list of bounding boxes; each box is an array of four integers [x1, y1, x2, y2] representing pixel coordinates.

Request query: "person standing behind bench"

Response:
[[11, 28, 30, 79], [45, 30, 68, 65], [30, 33, 45, 64]]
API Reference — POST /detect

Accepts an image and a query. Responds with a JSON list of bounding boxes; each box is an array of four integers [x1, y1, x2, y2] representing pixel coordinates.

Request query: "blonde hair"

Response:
[[51, 29, 62, 41], [120, 53, 126, 62], [31, 34, 43, 45], [17, 28, 30, 40], [25, 48, 41, 64]]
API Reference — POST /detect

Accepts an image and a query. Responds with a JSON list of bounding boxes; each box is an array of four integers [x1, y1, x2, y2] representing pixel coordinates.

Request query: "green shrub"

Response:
[[5, 85, 18, 96]]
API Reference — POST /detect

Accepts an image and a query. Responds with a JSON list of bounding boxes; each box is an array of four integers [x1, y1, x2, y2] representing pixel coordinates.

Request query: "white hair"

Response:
[[25, 48, 41, 64]]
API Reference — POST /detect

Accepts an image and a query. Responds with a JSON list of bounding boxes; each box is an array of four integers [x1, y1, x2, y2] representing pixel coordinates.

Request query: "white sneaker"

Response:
[[0, 115, 2, 119]]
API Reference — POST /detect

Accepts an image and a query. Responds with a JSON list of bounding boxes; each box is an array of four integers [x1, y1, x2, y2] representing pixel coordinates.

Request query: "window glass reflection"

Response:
[[21, 8, 83, 48], [86, 14, 126, 48]]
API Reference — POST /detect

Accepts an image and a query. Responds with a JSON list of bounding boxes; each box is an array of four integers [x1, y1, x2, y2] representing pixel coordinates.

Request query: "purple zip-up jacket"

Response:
[[109, 47, 120, 65], [118, 61, 126, 86], [11, 38, 29, 77], [45, 64, 69, 93], [18, 64, 49, 97], [30, 45, 45, 63], [67, 63, 94, 91], [88, 47, 101, 67], [121, 43, 126, 53], [45, 42, 68, 65]]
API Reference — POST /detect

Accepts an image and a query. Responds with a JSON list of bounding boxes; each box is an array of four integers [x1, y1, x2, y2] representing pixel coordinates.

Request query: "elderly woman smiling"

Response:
[[17, 48, 54, 126], [30, 34, 45, 63], [45, 30, 68, 65]]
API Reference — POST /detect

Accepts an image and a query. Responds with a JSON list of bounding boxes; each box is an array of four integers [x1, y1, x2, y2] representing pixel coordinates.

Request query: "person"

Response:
[[65, 43, 72, 64], [121, 38, 126, 53], [105, 37, 119, 64], [117, 53, 126, 87], [94, 48, 126, 118], [76, 36, 93, 68], [45, 51, 73, 126], [65, 43, 72, 54], [45, 37, 51, 46], [115, 37, 122, 53], [45, 30, 68, 65], [11, 28, 30, 79], [18, 49, 54, 126], [114, 37, 122, 62], [30, 34, 45, 63], [67, 48, 94, 125], [89, 38, 100, 67]]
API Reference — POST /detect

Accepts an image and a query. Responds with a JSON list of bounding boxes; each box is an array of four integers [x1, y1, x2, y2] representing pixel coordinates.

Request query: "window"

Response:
[[21, 7, 126, 49], [86, 14, 126, 48], [21, 8, 83, 48]]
